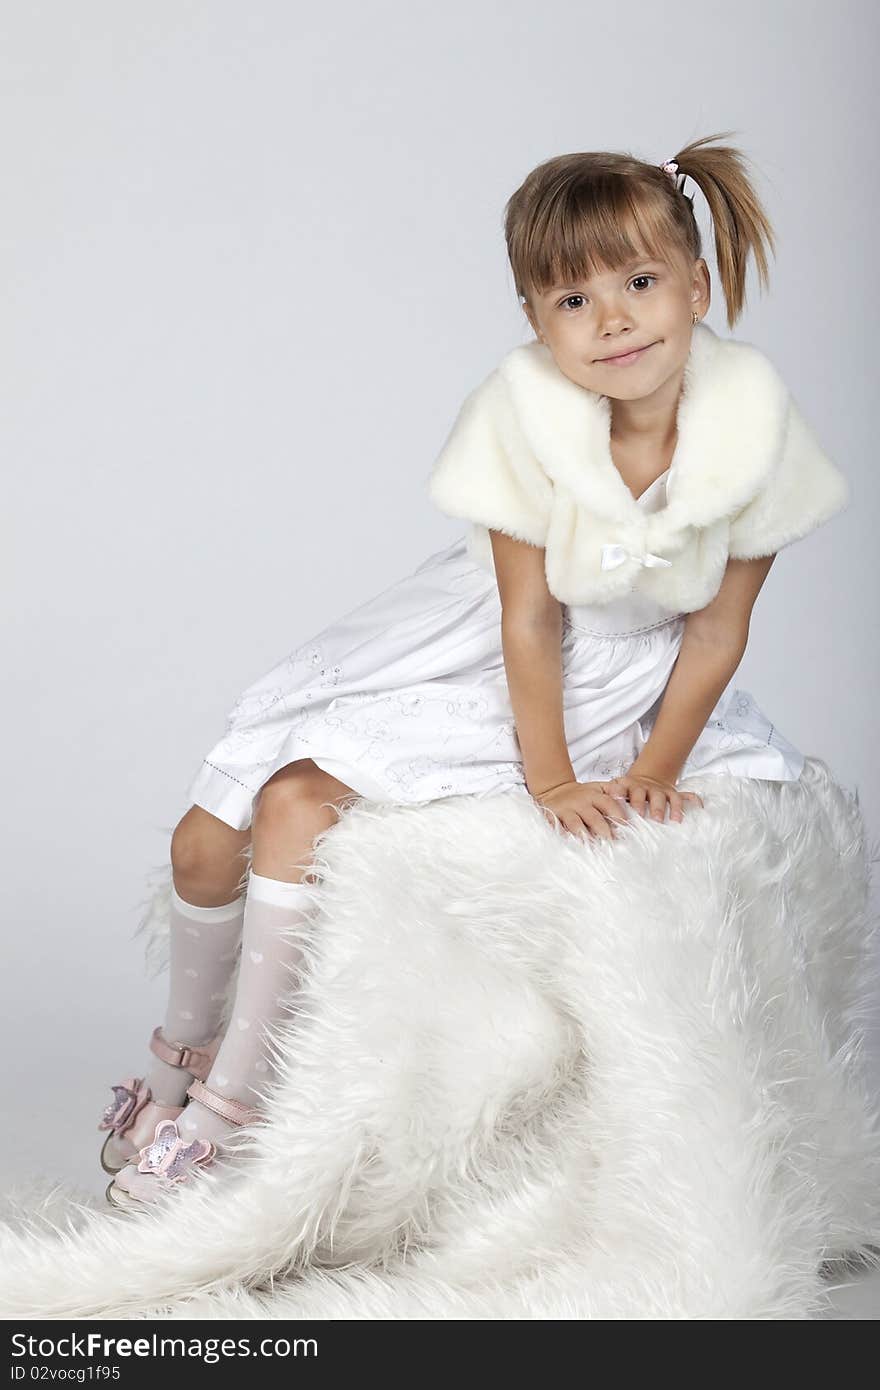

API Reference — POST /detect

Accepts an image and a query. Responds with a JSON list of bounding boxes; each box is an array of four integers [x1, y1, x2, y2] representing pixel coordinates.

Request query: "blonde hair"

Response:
[[503, 131, 775, 329]]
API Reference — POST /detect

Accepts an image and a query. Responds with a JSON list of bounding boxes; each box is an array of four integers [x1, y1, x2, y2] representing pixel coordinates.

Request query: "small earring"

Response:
[[692, 311, 699, 325]]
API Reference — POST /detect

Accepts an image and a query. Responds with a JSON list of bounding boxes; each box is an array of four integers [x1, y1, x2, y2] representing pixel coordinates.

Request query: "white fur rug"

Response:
[[2, 756, 880, 1320]]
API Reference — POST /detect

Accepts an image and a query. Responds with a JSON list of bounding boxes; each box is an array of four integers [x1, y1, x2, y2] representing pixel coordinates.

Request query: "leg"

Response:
[[147, 806, 254, 1099], [112, 762, 359, 1196], [102, 810, 255, 1171], [153, 764, 352, 1095], [140, 807, 254, 1100], [175, 762, 358, 1137]]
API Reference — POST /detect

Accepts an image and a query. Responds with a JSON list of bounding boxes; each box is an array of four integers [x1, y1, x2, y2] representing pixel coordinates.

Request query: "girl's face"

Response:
[[523, 246, 711, 403]]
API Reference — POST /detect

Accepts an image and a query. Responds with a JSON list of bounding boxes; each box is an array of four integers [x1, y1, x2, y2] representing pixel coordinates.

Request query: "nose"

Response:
[[598, 310, 634, 340], [595, 292, 636, 339]]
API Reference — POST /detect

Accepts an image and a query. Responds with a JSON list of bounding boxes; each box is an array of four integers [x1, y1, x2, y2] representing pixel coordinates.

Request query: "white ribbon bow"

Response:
[[600, 544, 673, 572]]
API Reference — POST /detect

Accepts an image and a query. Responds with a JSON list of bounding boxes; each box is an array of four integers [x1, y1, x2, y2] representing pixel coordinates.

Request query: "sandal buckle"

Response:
[[150, 1025, 215, 1076]]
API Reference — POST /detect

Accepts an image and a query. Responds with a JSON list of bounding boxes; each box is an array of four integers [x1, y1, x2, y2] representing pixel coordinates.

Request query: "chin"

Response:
[[585, 368, 661, 400], [605, 375, 663, 400]]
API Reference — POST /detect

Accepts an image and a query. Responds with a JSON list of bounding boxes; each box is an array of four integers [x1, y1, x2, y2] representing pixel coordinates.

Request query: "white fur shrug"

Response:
[[427, 323, 849, 612]]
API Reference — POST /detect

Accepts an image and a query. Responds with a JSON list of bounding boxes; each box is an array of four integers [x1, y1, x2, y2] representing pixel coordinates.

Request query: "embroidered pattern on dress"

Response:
[[445, 694, 489, 721]]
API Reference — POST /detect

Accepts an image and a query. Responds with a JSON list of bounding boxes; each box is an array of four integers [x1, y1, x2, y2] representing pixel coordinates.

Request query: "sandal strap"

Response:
[[149, 1026, 220, 1081], [186, 1078, 263, 1128]]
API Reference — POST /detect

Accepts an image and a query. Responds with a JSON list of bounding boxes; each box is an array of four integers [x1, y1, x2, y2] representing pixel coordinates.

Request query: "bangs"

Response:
[[514, 176, 686, 300]]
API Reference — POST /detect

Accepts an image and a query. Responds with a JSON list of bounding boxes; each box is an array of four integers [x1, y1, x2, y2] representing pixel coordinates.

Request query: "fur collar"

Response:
[[498, 322, 787, 535], [428, 322, 847, 611]]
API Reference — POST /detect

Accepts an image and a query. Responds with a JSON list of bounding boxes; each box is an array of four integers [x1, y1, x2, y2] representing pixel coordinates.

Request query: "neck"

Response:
[[609, 364, 684, 451]]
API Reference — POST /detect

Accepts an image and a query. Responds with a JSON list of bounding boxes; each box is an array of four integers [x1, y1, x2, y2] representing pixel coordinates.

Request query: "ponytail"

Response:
[[661, 130, 776, 327]]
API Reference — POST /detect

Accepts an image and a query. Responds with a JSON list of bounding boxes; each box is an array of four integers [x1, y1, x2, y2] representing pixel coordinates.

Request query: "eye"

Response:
[[557, 274, 657, 312]]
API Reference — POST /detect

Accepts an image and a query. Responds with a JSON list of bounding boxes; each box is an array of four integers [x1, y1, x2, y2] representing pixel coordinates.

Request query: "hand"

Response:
[[600, 772, 703, 823], [532, 780, 630, 843]]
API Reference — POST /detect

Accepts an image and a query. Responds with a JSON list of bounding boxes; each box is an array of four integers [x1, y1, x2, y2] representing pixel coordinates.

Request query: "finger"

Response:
[[629, 786, 649, 817], [681, 791, 704, 808], [668, 791, 684, 823], [603, 778, 629, 800], [584, 787, 628, 821], [595, 792, 629, 825], [583, 808, 615, 841], [560, 813, 590, 843], [648, 788, 667, 821]]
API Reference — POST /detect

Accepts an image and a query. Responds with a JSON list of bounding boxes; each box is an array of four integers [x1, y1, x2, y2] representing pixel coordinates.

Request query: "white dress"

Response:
[[185, 468, 804, 831]]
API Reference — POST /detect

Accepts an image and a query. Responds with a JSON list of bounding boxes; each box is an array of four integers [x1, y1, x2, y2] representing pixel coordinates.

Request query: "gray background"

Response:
[[3, 0, 878, 1313]]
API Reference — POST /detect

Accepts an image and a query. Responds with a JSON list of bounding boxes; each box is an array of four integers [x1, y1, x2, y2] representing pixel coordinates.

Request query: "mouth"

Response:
[[595, 341, 658, 366]]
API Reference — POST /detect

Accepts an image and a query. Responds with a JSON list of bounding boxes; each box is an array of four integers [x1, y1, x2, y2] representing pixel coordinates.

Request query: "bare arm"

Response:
[[488, 529, 575, 797], [627, 553, 777, 786]]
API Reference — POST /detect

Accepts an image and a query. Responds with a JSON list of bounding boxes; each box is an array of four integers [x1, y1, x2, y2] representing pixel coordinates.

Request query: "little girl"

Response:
[[101, 131, 848, 1207]]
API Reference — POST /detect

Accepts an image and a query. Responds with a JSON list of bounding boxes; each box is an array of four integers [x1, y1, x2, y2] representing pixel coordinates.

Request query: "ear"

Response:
[[521, 297, 543, 342], [692, 259, 711, 317]]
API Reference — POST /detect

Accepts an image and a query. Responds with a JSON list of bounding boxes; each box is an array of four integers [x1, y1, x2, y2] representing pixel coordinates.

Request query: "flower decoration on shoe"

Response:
[[136, 1119, 216, 1185], [99, 1077, 151, 1135]]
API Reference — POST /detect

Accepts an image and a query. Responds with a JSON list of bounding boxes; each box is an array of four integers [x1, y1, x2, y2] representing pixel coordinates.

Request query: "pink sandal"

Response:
[[98, 1027, 223, 1176], [105, 1077, 263, 1208]]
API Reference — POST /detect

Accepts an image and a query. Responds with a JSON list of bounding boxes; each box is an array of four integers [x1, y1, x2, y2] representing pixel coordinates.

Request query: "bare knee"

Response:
[[170, 805, 251, 884], [255, 759, 358, 830]]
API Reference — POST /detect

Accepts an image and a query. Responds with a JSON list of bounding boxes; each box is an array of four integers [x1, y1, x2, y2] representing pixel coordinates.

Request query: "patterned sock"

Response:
[[145, 886, 246, 1106], [176, 872, 315, 1148]]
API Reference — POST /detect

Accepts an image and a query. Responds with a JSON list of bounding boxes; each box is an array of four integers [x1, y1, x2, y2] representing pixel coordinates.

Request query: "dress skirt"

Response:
[[184, 532, 805, 833]]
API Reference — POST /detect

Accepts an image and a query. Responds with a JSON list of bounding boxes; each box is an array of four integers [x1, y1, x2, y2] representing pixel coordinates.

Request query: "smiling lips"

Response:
[[596, 342, 657, 366]]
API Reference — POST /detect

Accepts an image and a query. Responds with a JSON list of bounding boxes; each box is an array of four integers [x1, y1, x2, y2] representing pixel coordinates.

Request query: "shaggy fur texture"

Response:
[[427, 323, 850, 609], [1, 758, 879, 1319]]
